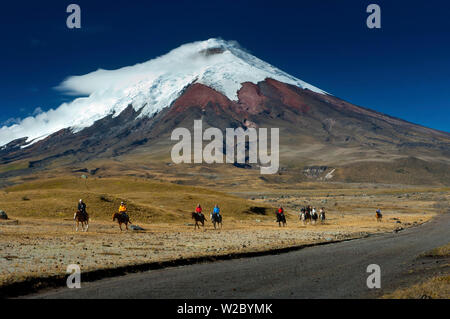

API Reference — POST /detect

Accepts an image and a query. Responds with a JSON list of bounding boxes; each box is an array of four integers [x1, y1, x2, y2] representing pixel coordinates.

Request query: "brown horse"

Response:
[[376, 211, 383, 222], [74, 210, 89, 232], [192, 212, 207, 230], [112, 212, 132, 231]]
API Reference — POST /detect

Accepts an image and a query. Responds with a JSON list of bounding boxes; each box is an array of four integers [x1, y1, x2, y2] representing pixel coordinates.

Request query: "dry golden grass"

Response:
[[420, 243, 450, 258], [383, 275, 449, 299], [0, 177, 272, 223], [383, 243, 450, 299], [0, 212, 430, 288], [0, 175, 447, 289]]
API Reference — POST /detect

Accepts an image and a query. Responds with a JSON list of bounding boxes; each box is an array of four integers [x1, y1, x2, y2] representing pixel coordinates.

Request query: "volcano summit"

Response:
[[0, 39, 449, 185]]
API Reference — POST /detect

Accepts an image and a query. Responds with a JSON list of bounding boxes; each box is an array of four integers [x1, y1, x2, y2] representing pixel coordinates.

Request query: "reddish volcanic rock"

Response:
[[237, 82, 267, 114], [171, 83, 232, 111], [169, 83, 244, 116], [169, 78, 312, 119], [265, 78, 310, 113]]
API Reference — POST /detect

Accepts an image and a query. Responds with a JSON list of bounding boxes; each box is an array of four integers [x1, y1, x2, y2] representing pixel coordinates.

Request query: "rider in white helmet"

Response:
[[74, 199, 87, 219]]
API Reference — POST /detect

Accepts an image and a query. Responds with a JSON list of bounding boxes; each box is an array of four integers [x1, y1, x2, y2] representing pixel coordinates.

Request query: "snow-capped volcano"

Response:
[[0, 38, 326, 147], [1, 38, 449, 186]]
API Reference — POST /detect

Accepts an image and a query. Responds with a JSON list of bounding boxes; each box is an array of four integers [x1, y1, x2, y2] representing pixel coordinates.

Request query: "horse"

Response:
[[112, 212, 132, 231], [301, 210, 312, 225], [319, 211, 326, 223], [300, 212, 306, 225], [311, 212, 318, 224], [74, 210, 89, 232], [211, 213, 222, 229], [276, 212, 286, 227], [192, 212, 207, 230], [376, 211, 383, 222]]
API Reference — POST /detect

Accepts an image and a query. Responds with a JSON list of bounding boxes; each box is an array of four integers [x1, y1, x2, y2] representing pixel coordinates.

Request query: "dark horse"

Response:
[[276, 212, 286, 227], [192, 212, 207, 230], [74, 210, 89, 232], [112, 212, 132, 231], [211, 213, 222, 229], [311, 211, 318, 224]]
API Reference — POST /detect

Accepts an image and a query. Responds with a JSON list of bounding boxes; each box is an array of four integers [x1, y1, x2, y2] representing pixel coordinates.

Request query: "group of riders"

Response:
[[74, 199, 129, 221], [74, 198, 383, 232], [275, 205, 327, 226], [75, 199, 329, 229], [194, 204, 222, 222]]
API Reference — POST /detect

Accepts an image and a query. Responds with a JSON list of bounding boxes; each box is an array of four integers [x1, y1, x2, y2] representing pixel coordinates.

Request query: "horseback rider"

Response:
[[119, 201, 128, 219], [376, 209, 382, 218], [75, 199, 88, 220], [277, 206, 284, 216], [320, 207, 326, 220], [211, 204, 222, 225], [195, 204, 203, 216], [312, 207, 318, 219], [212, 204, 220, 218]]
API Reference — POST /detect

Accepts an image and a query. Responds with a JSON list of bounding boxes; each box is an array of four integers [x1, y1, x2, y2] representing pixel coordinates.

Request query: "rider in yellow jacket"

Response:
[[119, 202, 128, 218]]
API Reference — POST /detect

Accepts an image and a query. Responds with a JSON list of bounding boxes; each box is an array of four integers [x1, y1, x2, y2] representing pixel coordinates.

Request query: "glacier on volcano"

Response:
[[0, 38, 327, 147]]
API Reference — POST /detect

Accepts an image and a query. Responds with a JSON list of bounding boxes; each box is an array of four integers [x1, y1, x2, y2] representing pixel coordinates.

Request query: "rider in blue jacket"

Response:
[[213, 204, 220, 216]]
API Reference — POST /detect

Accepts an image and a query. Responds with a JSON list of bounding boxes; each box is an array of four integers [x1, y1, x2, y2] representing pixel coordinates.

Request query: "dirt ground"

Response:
[[0, 210, 433, 288], [0, 177, 447, 289]]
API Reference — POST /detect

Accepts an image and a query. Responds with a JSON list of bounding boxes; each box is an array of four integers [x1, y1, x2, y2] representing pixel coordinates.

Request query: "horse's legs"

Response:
[[125, 222, 129, 231], [76, 220, 79, 232], [119, 223, 123, 231]]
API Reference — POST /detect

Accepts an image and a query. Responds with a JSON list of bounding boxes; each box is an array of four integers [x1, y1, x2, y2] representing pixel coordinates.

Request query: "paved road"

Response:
[[28, 212, 449, 299]]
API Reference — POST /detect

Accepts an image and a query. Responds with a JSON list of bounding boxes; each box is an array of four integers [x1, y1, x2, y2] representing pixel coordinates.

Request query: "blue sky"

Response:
[[0, 0, 449, 132]]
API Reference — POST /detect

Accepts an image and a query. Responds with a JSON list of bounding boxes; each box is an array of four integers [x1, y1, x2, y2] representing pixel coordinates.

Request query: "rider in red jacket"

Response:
[[277, 207, 284, 215], [195, 204, 202, 214]]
